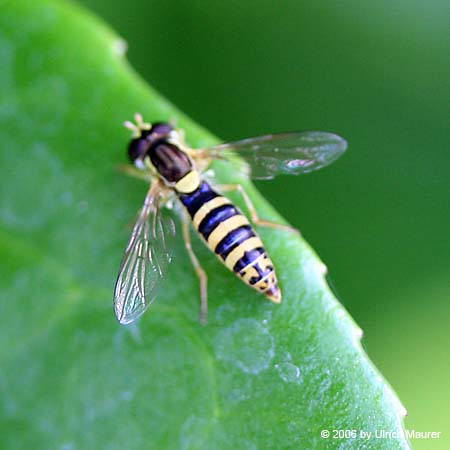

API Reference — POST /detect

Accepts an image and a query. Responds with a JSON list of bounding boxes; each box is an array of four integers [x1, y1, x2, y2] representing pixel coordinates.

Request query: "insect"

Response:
[[114, 114, 347, 325]]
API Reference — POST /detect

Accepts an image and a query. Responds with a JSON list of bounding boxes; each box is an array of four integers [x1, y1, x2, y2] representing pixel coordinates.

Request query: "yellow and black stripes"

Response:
[[178, 179, 281, 302]]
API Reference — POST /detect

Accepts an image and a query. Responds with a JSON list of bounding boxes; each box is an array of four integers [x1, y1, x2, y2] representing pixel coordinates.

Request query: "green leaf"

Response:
[[0, 1, 410, 449]]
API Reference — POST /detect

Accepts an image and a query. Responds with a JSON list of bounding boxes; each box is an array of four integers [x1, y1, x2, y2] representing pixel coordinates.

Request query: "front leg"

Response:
[[117, 164, 153, 183]]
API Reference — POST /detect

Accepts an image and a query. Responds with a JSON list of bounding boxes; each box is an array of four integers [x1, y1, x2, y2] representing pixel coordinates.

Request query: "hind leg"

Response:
[[181, 214, 209, 325], [218, 184, 300, 234]]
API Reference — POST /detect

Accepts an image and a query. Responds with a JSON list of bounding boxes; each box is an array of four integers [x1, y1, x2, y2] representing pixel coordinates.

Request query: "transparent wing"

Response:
[[200, 131, 347, 180], [114, 183, 175, 325]]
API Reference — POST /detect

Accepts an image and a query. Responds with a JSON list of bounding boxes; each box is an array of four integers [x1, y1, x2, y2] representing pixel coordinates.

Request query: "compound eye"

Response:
[[151, 122, 174, 137], [128, 137, 150, 163]]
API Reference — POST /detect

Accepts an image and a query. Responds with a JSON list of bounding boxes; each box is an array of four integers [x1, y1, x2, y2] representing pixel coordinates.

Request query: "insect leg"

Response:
[[117, 164, 153, 183], [181, 214, 209, 324], [218, 184, 300, 234]]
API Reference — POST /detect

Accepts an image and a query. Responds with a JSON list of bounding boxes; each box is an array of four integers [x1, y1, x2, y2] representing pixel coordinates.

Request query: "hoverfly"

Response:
[[114, 114, 347, 325]]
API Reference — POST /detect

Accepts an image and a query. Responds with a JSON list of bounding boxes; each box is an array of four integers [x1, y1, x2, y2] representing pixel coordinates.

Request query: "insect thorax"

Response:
[[150, 142, 201, 193], [148, 142, 190, 181]]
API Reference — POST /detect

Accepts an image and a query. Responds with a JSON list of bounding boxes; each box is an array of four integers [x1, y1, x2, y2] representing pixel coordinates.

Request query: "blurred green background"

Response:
[[77, 0, 448, 447]]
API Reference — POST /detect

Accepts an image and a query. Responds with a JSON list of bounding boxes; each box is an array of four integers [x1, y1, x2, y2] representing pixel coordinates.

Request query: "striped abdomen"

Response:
[[179, 181, 281, 302]]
